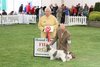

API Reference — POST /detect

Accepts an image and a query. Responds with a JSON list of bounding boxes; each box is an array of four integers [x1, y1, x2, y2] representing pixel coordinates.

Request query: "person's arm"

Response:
[[66, 31, 71, 51], [66, 30, 71, 44], [49, 30, 58, 45], [53, 16, 59, 30], [38, 18, 44, 32]]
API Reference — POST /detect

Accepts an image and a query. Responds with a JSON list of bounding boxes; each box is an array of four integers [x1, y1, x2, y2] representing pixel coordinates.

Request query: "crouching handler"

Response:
[[48, 24, 75, 58]]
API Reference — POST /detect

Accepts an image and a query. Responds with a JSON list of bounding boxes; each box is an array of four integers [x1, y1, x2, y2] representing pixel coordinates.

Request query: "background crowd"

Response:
[[1, 3, 94, 23]]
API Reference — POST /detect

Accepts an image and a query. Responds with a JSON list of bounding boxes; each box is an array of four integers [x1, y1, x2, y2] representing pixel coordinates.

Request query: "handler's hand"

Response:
[[47, 42, 51, 45]]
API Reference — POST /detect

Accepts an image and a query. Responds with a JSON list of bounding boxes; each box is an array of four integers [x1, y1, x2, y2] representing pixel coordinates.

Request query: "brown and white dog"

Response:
[[46, 45, 73, 62]]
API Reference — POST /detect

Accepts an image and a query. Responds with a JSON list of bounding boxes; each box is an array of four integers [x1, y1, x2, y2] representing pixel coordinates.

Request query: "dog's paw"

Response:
[[50, 57, 54, 60], [66, 59, 70, 61], [62, 60, 66, 62]]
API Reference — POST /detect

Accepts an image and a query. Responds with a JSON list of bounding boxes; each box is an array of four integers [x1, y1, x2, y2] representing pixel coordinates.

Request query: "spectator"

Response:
[[43, 6, 46, 11], [83, 4, 89, 16], [35, 6, 39, 22], [53, 4, 58, 17], [61, 5, 65, 23], [76, 3, 81, 16], [30, 6, 35, 15], [71, 6, 77, 16], [78, 6, 83, 16], [26, 3, 31, 14], [9, 11, 14, 15], [2, 10, 7, 15], [18, 4, 23, 14], [56, 6, 63, 23], [64, 6, 70, 16], [39, 7, 44, 19], [24, 5, 27, 13], [49, 4, 54, 15], [89, 5, 94, 13]]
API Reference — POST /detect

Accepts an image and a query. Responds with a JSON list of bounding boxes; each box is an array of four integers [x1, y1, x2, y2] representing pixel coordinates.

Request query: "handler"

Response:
[[49, 24, 71, 53], [38, 7, 59, 39]]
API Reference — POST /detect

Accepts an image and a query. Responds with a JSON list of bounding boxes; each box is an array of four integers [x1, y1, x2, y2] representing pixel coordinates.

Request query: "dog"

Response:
[[46, 45, 73, 62]]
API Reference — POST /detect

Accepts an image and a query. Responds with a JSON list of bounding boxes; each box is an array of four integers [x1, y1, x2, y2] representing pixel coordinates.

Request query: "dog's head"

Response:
[[67, 52, 75, 59], [66, 52, 73, 61], [46, 45, 51, 52]]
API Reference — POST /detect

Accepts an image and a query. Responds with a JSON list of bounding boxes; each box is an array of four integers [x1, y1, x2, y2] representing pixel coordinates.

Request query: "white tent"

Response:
[[5, 0, 100, 13], [64, 0, 100, 8]]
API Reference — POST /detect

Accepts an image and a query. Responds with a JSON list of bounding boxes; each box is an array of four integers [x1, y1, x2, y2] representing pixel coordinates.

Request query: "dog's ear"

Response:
[[69, 52, 76, 59], [69, 52, 72, 54]]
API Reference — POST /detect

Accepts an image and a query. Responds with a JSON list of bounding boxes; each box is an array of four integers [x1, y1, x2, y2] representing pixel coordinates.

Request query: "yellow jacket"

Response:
[[38, 15, 59, 38]]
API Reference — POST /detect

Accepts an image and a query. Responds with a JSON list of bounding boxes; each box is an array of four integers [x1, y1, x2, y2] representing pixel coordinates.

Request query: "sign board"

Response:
[[34, 38, 57, 57]]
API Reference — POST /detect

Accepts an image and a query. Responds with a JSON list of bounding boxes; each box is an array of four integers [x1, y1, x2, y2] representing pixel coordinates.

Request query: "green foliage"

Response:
[[0, 24, 100, 67], [94, 2, 100, 12], [89, 11, 100, 21]]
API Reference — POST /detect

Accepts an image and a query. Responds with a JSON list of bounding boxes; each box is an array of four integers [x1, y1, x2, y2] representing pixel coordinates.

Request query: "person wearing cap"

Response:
[[38, 7, 59, 39]]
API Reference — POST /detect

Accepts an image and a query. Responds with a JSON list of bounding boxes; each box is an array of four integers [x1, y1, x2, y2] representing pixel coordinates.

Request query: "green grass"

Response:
[[0, 24, 100, 67]]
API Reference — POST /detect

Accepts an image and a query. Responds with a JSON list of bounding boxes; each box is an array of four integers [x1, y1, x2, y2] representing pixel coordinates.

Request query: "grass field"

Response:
[[0, 24, 100, 67]]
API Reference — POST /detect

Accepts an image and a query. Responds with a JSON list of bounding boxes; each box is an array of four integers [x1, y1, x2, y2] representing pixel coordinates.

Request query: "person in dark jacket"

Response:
[[2, 10, 7, 15], [48, 24, 75, 58], [19, 4, 23, 14], [49, 24, 71, 53]]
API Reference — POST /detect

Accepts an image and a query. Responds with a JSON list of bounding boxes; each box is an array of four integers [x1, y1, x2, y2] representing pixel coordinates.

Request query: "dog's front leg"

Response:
[[66, 59, 70, 61], [50, 56, 54, 60], [61, 56, 66, 62]]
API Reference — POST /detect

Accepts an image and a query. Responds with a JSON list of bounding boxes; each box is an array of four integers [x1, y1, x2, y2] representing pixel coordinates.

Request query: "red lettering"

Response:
[[39, 43, 41, 46], [39, 43, 47, 46]]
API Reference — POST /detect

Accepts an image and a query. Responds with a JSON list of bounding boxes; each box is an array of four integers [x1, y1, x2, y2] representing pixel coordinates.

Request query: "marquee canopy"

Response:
[[0, 0, 99, 13]]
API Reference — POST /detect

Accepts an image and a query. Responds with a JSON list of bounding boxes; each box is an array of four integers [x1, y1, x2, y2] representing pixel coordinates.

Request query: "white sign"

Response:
[[34, 38, 57, 57]]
